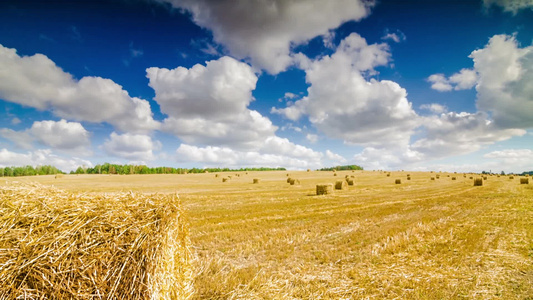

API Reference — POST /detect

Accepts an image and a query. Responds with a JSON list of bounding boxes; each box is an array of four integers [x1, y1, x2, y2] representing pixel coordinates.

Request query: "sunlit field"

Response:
[[3, 170, 532, 299]]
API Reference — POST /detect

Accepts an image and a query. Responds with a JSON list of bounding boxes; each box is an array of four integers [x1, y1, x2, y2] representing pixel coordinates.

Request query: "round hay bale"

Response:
[[431, 177, 435, 180], [469, 176, 473, 179], [0, 183, 193, 299], [395, 179, 401, 184], [289, 178, 300, 185], [452, 177, 456, 180], [509, 176, 514, 179], [307, 169, 310, 172], [215, 174, 219, 178], [483, 176, 488, 180], [287, 177, 292, 183], [335, 180, 347, 190], [520, 178, 529, 184], [436, 175, 440, 179], [474, 178, 483, 186], [316, 184, 334, 195], [222, 177, 229, 182], [333, 173, 337, 176], [386, 173, 390, 177], [253, 178, 260, 184], [347, 179, 355, 185], [407, 176, 411, 180]]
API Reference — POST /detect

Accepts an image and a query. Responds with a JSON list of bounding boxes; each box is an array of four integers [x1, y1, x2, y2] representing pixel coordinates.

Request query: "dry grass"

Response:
[[0, 183, 192, 299], [3, 171, 532, 299]]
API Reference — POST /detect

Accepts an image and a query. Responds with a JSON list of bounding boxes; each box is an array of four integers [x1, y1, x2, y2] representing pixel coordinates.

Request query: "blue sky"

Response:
[[0, 0, 532, 173]]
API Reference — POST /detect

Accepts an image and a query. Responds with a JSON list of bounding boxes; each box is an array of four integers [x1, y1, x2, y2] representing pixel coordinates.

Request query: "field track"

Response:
[[3, 171, 532, 299]]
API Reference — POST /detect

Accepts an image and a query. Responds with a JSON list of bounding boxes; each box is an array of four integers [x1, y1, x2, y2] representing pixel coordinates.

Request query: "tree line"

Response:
[[0, 165, 63, 177], [318, 165, 363, 171], [71, 163, 286, 175]]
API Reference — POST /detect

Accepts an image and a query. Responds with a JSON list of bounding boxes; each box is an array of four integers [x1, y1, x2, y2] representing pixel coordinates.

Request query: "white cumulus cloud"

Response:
[[102, 132, 160, 161], [0, 148, 92, 172], [175, 143, 323, 170], [147, 56, 277, 149], [162, 0, 374, 74], [0, 119, 91, 154], [0, 44, 159, 134], [471, 34, 533, 129], [273, 33, 419, 147]]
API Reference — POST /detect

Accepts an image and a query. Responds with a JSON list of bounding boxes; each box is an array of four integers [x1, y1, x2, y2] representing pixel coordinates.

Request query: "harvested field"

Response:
[[2, 170, 532, 299]]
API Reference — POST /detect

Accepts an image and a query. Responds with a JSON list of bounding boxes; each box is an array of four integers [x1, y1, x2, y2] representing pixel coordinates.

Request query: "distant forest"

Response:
[[318, 165, 363, 171], [0, 165, 63, 177], [72, 163, 286, 175], [0, 163, 286, 177]]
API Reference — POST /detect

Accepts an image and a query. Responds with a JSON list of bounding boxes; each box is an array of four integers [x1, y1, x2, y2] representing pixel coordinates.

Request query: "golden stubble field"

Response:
[[3, 170, 533, 299]]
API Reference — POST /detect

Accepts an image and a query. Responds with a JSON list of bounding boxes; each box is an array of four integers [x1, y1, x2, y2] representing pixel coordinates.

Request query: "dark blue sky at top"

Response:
[[0, 0, 531, 165]]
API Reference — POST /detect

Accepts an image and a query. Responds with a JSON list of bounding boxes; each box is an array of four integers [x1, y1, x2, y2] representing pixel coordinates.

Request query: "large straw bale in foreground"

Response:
[[0, 183, 193, 300]]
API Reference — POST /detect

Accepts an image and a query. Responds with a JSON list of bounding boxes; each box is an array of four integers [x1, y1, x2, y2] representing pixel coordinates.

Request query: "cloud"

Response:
[[381, 30, 406, 43], [273, 33, 418, 147], [29, 120, 91, 150], [102, 132, 160, 161], [0, 148, 92, 172], [412, 112, 525, 158], [419, 103, 447, 114], [163, 0, 374, 74], [0, 44, 159, 134], [175, 143, 323, 170], [428, 69, 478, 92], [147, 56, 277, 149], [483, 149, 533, 169], [470, 34, 533, 129], [1, 119, 91, 154], [325, 150, 347, 164], [449, 68, 478, 90], [427, 74, 453, 92], [483, 0, 533, 14], [11, 117, 21, 125], [353, 146, 423, 170], [0, 128, 34, 149], [306, 134, 318, 143]]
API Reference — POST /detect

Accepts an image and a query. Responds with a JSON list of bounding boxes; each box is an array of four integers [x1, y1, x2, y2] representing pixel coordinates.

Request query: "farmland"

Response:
[[2, 170, 532, 299]]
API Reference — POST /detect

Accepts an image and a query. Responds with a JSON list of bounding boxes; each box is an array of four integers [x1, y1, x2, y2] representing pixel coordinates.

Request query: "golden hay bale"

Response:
[[386, 173, 390, 177], [452, 177, 457, 180], [483, 176, 488, 180], [520, 178, 529, 184], [509, 176, 514, 179], [407, 176, 411, 180], [436, 175, 440, 179], [215, 174, 219, 178], [431, 177, 435, 181], [253, 178, 260, 184], [289, 178, 300, 185], [222, 177, 229, 182], [0, 183, 193, 300], [307, 169, 310, 172], [333, 173, 338, 176], [316, 184, 334, 195], [347, 179, 355, 186], [335, 180, 347, 190], [406, 174, 410, 177], [469, 176, 473, 179], [395, 179, 401, 184], [287, 177, 292, 183], [474, 178, 483, 186]]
